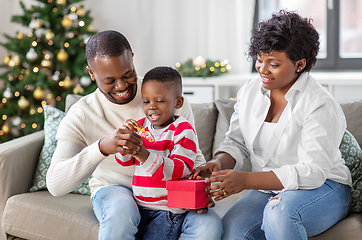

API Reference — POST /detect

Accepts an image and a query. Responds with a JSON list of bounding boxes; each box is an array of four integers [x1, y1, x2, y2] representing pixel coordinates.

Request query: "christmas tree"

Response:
[[0, 0, 97, 143]]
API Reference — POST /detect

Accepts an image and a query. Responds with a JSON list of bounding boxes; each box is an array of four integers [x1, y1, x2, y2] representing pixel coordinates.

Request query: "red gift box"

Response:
[[166, 180, 211, 209]]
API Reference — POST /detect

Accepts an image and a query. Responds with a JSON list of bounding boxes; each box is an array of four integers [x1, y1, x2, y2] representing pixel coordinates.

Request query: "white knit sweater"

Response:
[[46, 77, 205, 198]]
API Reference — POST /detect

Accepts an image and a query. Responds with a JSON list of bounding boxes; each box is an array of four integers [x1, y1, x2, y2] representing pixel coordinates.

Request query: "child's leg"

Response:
[[138, 209, 186, 240], [180, 208, 223, 240]]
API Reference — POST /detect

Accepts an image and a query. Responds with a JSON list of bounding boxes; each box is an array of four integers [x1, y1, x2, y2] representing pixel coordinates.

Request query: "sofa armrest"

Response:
[[0, 130, 44, 239], [0, 130, 44, 204]]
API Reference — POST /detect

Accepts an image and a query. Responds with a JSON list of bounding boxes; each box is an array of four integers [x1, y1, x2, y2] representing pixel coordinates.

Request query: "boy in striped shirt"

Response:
[[115, 66, 204, 239]]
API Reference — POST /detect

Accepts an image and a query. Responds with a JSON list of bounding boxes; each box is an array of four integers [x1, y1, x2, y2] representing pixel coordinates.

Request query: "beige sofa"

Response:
[[1, 96, 362, 240]]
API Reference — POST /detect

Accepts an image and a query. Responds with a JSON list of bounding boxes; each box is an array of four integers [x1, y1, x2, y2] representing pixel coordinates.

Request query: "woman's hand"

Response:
[[99, 127, 143, 156], [205, 170, 247, 201], [205, 170, 284, 201]]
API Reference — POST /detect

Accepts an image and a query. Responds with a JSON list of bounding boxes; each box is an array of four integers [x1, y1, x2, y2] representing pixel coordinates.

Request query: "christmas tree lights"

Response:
[[0, 0, 97, 143]]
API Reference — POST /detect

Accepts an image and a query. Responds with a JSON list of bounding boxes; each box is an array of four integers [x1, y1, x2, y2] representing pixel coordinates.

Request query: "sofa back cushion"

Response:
[[191, 103, 218, 161], [340, 100, 362, 147]]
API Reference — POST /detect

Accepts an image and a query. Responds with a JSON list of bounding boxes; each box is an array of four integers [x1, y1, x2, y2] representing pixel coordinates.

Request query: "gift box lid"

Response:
[[166, 179, 210, 191]]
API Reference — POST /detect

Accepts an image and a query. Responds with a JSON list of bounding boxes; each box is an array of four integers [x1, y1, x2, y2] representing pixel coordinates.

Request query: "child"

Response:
[[115, 66, 199, 240]]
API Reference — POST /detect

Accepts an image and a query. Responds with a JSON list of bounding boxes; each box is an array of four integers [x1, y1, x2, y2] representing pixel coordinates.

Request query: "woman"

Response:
[[191, 10, 352, 240]]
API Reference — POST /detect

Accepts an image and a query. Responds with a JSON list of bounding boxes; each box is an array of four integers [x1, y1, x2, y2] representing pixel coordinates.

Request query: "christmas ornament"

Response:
[[33, 87, 45, 100], [62, 76, 73, 89], [87, 25, 94, 32], [1, 124, 10, 135], [8, 55, 21, 67], [18, 96, 30, 109], [73, 84, 84, 94], [57, 49, 69, 62], [41, 59, 53, 68], [12, 117, 21, 126], [16, 31, 25, 39], [61, 17, 73, 29], [68, 13, 78, 21], [3, 54, 11, 66], [26, 48, 38, 61], [3, 87, 12, 99], [45, 30, 55, 40], [34, 19, 43, 29], [52, 71, 60, 81], [80, 76, 92, 87], [29, 19, 36, 29], [83, 35, 90, 44], [56, 0, 66, 5], [46, 93, 54, 101], [76, 7, 85, 17]]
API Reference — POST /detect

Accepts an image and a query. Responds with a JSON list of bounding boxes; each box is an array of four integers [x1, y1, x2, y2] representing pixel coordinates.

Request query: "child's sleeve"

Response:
[[115, 152, 135, 166]]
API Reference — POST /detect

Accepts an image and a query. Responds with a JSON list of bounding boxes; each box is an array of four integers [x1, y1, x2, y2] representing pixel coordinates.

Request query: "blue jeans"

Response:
[[222, 180, 352, 240], [92, 185, 223, 240], [136, 208, 186, 240]]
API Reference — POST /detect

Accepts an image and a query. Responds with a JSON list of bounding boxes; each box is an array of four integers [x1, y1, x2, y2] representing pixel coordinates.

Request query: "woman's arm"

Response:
[[206, 170, 283, 201]]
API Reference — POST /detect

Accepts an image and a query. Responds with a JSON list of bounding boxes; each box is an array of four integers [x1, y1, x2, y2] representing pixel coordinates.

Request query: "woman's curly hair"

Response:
[[248, 9, 320, 73]]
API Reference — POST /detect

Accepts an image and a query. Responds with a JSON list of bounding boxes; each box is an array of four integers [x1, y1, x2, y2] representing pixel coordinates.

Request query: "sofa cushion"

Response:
[[213, 99, 252, 172], [29, 105, 91, 195], [339, 130, 362, 213], [340, 100, 362, 147], [309, 213, 362, 240], [2, 191, 98, 240], [191, 102, 218, 161]]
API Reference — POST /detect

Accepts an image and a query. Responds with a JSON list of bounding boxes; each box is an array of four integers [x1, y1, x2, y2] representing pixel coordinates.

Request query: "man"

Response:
[[46, 30, 222, 240]]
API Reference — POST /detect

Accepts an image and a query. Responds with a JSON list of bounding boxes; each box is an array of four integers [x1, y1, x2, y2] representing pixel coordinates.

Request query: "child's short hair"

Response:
[[86, 30, 133, 65], [142, 66, 182, 96]]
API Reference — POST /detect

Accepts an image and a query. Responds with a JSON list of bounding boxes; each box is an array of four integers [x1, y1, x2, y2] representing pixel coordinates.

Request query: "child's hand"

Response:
[[122, 118, 141, 132]]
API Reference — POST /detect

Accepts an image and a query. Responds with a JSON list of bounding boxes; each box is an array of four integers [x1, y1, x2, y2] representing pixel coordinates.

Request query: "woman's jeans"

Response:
[[91, 185, 223, 240], [222, 179, 352, 240]]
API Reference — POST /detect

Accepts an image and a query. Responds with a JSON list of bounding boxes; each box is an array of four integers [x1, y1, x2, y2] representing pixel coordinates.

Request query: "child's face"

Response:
[[86, 50, 138, 105], [141, 80, 183, 129]]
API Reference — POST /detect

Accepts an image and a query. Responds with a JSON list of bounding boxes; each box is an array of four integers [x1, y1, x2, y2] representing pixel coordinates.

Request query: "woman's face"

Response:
[[255, 51, 305, 94], [87, 50, 138, 105]]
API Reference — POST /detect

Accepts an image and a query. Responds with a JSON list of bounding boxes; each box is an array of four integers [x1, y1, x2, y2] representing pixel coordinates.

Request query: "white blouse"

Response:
[[253, 122, 277, 157], [215, 73, 352, 191]]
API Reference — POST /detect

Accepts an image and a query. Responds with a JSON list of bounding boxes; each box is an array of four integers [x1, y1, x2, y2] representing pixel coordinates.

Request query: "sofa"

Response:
[[1, 94, 362, 240]]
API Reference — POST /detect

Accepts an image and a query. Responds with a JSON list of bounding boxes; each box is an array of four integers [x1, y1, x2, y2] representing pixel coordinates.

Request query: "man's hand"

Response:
[[99, 127, 143, 156]]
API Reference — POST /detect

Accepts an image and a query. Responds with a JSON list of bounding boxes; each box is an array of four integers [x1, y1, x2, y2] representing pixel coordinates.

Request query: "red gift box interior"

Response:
[[166, 180, 211, 209]]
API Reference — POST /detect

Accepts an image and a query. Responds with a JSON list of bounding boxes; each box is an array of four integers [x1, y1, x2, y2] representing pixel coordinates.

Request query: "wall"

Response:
[[0, 0, 255, 77]]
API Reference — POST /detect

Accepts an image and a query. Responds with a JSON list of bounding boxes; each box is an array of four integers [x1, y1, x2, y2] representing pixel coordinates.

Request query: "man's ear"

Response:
[[86, 66, 95, 81], [175, 96, 184, 109]]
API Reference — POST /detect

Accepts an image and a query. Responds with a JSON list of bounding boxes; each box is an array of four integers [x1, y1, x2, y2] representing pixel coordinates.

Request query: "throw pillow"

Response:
[[191, 102, 218, 161], [339, 130, 362, 213], [29, 105, 91, 195]]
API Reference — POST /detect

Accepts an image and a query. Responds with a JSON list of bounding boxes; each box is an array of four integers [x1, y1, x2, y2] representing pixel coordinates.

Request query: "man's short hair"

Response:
[[86, 30, 133, 65]]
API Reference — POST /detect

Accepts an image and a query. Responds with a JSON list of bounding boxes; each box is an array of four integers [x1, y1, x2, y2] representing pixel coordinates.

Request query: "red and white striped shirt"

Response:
[[115, 116, 197, 213]]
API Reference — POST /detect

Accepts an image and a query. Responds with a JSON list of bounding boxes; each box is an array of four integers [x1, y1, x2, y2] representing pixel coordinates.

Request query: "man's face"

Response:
[[87, 50, 138, 105]]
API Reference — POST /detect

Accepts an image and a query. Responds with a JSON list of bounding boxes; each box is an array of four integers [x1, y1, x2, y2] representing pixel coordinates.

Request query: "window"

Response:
[[256, 0, 362, 71]]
